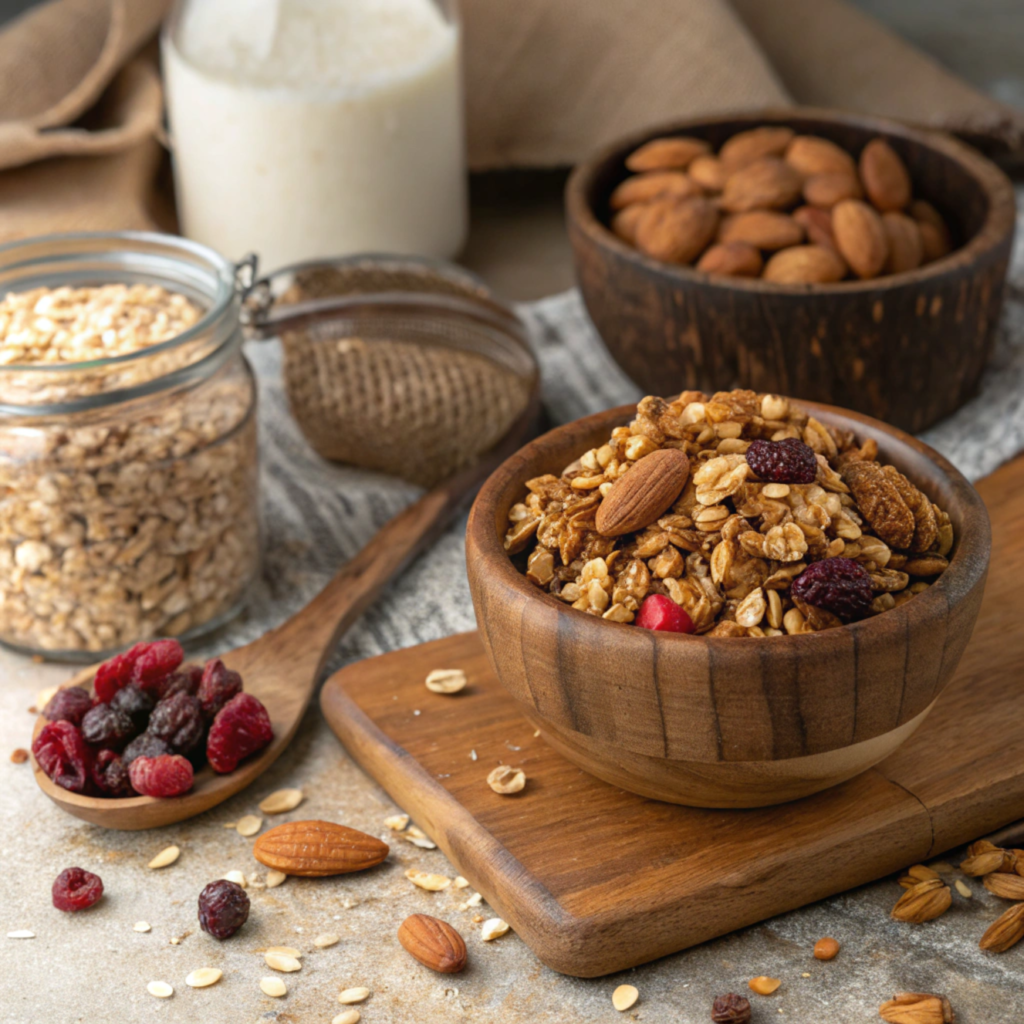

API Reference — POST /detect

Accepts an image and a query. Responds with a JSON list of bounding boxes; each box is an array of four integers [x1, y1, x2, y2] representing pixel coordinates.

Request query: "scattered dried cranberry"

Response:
[[42, 687, 93, 726], [635, 593, 696, 634], [81, 703, 136, 751], [121, 732, 169, 767], [158, 664, 203, 700], [128, 753, 194, 797], [32, 721, 91, 793], [206, 693, 273, 774], [147, 692, 205, 755], [52, 867, 104, 913], [90, 750, 134, 797], [745, 437, 818, 484], [110, 685, 155, 730], [711, 993, 751, 1024], [92, 642, 145, 703], [791, 557, 874, 622], [198, 879, 250, 939], [197, 659, 242, 720], [132, 639, 185, 692]]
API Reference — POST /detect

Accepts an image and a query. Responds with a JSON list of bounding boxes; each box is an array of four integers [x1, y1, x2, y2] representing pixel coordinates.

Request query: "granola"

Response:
[[505, 390, 953, 635]]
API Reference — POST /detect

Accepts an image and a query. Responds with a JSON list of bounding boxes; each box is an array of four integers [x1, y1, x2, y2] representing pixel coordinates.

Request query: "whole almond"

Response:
[[890, 878, 952, 923], [960, 848, 1012, 876], [785, 135, 856, 177], [860, 138, 912, 212], [398, 914, 467, 973], [909, 199, 948, 234], [688, 154, 728, 192], [813, 937, 840, 961], [596, 448, 690, 537], [610, 205, 646, 245], [253, 820, 389, 876], [833, 199, 889, 279], [718, 210, 804, 251], [762, 245, 846, 285], [609, 172, 701, 211], [720, 126, 795, 171], [626, 136, 710, 172], [696, 242, 763, 279], [720, 158, 803, 213], [979, 902, 1024, 953], [983, 872, 1024, 900], [803, 171, 863, 209], [793, 205, 837, 250], [914, 209, 952, 263], [882, 212, 924, 274], [635, 197, 718, 264], [879, 992, 954, 1024]]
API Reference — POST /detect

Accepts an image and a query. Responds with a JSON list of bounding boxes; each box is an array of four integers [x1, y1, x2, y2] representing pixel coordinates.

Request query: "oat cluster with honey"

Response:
[[505, 390, 953, 636]]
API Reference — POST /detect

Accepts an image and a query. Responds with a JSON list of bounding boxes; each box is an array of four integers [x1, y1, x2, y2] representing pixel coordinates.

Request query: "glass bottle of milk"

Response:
[[162, 0, 468, 269]]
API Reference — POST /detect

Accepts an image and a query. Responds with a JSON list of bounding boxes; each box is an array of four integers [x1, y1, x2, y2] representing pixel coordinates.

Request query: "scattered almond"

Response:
[[314, 933, 340, 949], [612, 985, 639, 1011], [10, 748, 28, 764], [148, 845, 180, 869], [486, 765, 527, 795], [186, 968, 222, 988], [480, 918, 510, 941], [879, 991, 954, 1024], [960, 848, 1011, 877], [333, 1011, 361, 1024], [147, 981, 173, 998], [265, 870, 287, 888], [748, 976, 781, 996], [425, 668, 467, 694], [260, 977, 287, 997], [338, 987, 371, 1004], [254, 820, 389, 876], [236, 815, 263, 837], [979, 902, 1024, 952], [133, 921, 151, 933], [813, 937, 840, 961], [890, 879, 952, 923], [406, 869, 451, 892], [259, 788, 304, 814], [984, 871, 1024, 900], [398, 913, 467, 973], [265, 952, 302, 973], [384, 814, 410, 831]]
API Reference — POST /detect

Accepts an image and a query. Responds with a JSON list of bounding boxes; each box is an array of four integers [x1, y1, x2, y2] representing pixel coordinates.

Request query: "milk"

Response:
[[162, 0, 468, 269]]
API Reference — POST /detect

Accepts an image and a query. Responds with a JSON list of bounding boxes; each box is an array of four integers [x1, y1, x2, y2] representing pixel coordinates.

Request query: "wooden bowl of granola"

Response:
[[566, 108, 1016, 434], [465, 391, 990, 808]]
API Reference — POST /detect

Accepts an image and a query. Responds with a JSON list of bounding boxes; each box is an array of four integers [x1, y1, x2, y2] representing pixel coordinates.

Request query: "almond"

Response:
[[762, 245, 846, 285], [688, 154, 728, 192], [397, 914, 467, 973], [979, 902, 1024, 953], [792, 205, 837, 250], [882, 212, 923, 274], [879, 992, 954, 1024], [718, 210, 804, 251], [833, 199, 888, 279], [720, 126, 795, 171], [860, 138, 912, 212], [909, 199, 948, 234], [609, 171, 701, 211], [785, 135, 856, 177], [802, 171, 863, 209], [252, 820, 389, 877], [890, 878, 952, 923], [595, 448, 690, 537], [634, 196, 718, 264], [696, 242, 763, 279], [720, 157, 803, 213], [610, 205, 646, 245], [626, 136, 710, 172], [911, 203, 953, 263], [982, 872, 1024, 900]]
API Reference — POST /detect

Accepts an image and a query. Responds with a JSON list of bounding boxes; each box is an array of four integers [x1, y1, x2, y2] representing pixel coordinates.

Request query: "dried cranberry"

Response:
[[80, 703, 136, 751], [148, 692, 205, 755], [198, 879, 250, 939], [90, 750, 134, 797], [92, 642, 146, 703], [122, 732, 169, 767], [132, 639, 185, 692], [110, 685, 155, 730], [52, 867, 104, 912], [42, 687, 93, 726], [746, 437, 818, 484], [206, 693, 273, 774], [791, 557, 874, 622], [197, 659, 243, 720], [32, 721, 91, 793], [635, 594, 696, 634], [128, 753, 194, 797], [711, 993, 751, 1024], [158, 664, 203, 700]]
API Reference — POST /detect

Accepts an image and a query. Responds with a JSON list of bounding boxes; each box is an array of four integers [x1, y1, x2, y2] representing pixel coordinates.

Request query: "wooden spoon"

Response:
[[31, 400, 538, 830]]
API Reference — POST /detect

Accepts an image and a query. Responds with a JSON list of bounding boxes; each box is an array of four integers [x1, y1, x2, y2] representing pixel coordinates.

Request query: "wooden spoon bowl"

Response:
[[466, 399, 991, 808]]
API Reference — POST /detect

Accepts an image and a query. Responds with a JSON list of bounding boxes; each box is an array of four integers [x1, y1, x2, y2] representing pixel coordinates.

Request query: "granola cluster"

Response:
[[505, 390, 953, 636]]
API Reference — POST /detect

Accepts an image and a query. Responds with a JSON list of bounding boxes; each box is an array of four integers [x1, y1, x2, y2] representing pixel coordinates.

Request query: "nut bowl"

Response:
[[465, 399, 990, 808]]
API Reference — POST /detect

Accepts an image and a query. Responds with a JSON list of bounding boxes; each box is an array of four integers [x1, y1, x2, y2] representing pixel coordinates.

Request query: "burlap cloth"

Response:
[[0, 0, 1021, 242]]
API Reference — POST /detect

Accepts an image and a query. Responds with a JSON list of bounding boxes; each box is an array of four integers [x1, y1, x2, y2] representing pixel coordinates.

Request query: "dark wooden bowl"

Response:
[[465, 399, 990, 808], [566, 108, 1016, 434]]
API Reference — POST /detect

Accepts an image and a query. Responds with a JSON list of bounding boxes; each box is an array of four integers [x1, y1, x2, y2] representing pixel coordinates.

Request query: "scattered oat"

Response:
[[333, 1011, 361, 1024], [147, 981, 173, 998], [406, 869, 451, 892], [338, 987, 371, 1004], [133, 922, 151, 933], [403, 825, 437, 850], [186, 968, 222, 988], [223, 822, 237, 829], [148, 845, 181, 869], [749, 977, 782, 996], [384, 814, 410, 831], [425, 668, 467, 694], [6, 930, 34, 939], [10, 748, 29, 764], [459, 892, 483, 911], [481, 918, 510, 941], [472, 914, 484, 923], [314, 933, 340, 949], [266, 946, 302, 958], [265, 952, 302, 973], [533, 729, 541, 738], [813, 937, 839, 960], [955, 879, 973, 898], [223, 870, 247, 887], [260, 976, 287, 997], [470, 749, 477, 761], [248, 873, 266, 890], [259, 788, 304, 814], [487, 765, 526, 795], [266, 870, 287, 888], [453, 877, 470, 889], [801, 973, 811, 978], [236, 815, 263, 837], [612, 984, 639, 1011]]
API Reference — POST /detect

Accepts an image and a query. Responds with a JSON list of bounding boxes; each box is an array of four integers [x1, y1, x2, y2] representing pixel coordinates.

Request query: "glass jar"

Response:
[[0, 233, 260, 660]]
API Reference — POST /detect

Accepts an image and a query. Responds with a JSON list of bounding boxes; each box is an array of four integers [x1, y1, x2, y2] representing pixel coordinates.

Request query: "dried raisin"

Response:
[[746, 437, 818, 484], [791, 557, 874, 621], [158, 663, 203, 700], [147, 692, 205, 755], [711, 993, 751, 1024], [131, 639, 185, 692], [81, 703, 137, 751], [92, 642, 146, 703], [90, 750, 134, 797], [52, 867, 104, 912], [206, 693, 273, 774], [198, 879, 250, 939], [109, 685, 155, 730], [197, 659, 242, 720], [121, 732, 169, 767], [32, 721, 91, 793], [42, 687, 93, 727], [635, 593, 696, 633], [128, 753, 194, 798]]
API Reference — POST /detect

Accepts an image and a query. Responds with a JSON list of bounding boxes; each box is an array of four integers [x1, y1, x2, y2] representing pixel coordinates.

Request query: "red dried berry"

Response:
[[128, 753, 194, 798], [791, 557, 874, 622], [206, 693, 273, 774], [92, 642, 146, 703], [198, 878, 250, 939], [42, 687, 94, 727], [121, 732, 169, 767], [52, 867, 104, 912], [81, 703, 137, 751], [147, 692, 205, 755], [197, 659, 243, 720], [711, 993, 752, 1024], [32, 721, 91, 793], [635, 593, 696, 634], [109, 685, 155, 730], [157, 663, 203, 701], [132, 639, 185, 692], [746, 437, 819, 484], [90, 750, 135, 797]]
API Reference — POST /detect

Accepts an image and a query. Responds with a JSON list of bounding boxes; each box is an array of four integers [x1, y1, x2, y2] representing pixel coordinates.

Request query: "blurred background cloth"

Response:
[[0, 0, 1021, 240]]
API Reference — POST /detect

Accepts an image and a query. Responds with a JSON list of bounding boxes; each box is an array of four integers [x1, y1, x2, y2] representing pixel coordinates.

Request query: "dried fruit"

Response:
[[157, 664, 203, 700], [890, 878, 952, 923], [696, 242, 764, 278], [487, 765, 526, 795], [635, 196, 719, 264], [81, 703, 136, 751], [253, 820, 389, 876], [746, 437, 818, 484], [131, 639, 185, 692], [711, 993, 752, 1023], [90, 750, 134, 797], [596, 447, 691, 537], [748, 976, 781, 995], [93, 643, 146, 703], [860, 138, 912, 212], [198, 879, 250, 939], [32, 721, 90, 793], [762, 245, 846, 284], [110, 685, 155, 730], [197, 659, 243, 719], [833, 199, 889, 279], [186, 968, 222, 988], [792, 558, 874, 622], [720, 157, 803, 213], [814, 936, 840, 960], [129, 754, 194, 798], [878, 991, 954, 1024], [148, 845, 181, 869], [480, 918, 510, 941], [42, 687, 93, 726], [635, 593, 696, 633], [52, 867, 103, 912], [424, 669, 468, 694], [147, 693, 205, 755], [612, 985, 639, 1011], [398, 913, 467, 973], [121, 732, 170, 767], [979, 902, 1024, 952], [626, 136, 710, 172], [206, 693, 274, 773]]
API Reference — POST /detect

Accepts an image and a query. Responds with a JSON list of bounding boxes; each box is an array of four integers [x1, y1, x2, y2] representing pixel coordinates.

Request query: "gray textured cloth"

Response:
[[222, 189, 1024, 674]]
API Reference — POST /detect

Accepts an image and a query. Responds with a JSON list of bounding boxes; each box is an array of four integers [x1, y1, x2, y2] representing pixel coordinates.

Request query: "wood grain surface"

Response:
[[321, 455, 1022, 977]]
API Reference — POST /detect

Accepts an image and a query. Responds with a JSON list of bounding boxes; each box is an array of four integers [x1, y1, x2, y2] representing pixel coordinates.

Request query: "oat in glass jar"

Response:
[[0, 232, 260, 660]]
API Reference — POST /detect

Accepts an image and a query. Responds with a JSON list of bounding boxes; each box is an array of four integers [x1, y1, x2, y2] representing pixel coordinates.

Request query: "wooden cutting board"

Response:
[[320, 456, 1024, 978]]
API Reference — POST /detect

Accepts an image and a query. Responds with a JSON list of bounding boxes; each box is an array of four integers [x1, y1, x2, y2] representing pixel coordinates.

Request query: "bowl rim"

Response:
[[467, 396, 991, 650], [565, 105, 1017, 295]]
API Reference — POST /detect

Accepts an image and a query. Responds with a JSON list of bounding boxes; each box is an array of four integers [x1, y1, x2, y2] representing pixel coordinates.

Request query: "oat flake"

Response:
[[314, 933, 340, 949], [259, 788, 303, 814], [147, 981, 173, 998], [236, 815, 263, 837], [186, 968, 222, 988], [266, 870, 287, 888], [338, 987, 371, 1004], [260, 977, 287, 997], [133, 922, 151, 933], [148, 845, 180, 869]]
